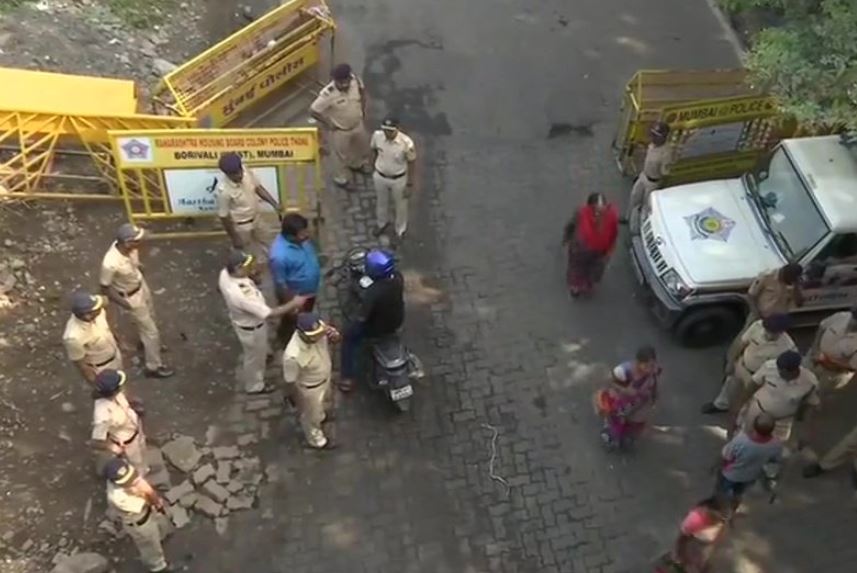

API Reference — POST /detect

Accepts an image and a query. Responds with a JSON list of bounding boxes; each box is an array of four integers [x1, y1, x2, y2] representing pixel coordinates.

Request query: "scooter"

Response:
[[327, 247, 424, 412]]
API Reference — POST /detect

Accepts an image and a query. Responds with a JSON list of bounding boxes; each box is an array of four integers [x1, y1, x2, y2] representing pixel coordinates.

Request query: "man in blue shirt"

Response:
[[269, 213, 321, 346]]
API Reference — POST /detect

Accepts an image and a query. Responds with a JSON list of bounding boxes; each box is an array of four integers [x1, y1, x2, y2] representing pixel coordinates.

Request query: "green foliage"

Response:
[[724, 0, 857, 130]]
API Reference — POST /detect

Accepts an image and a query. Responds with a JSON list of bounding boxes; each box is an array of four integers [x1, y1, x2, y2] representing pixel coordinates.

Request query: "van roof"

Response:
[[783, 135, 857, 233]]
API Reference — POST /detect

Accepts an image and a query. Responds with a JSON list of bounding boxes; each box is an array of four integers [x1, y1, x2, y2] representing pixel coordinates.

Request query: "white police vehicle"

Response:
[[631, 135, 857, 346]]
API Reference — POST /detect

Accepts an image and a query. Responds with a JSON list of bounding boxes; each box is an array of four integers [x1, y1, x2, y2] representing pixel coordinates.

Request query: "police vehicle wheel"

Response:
[[674, 306, 741, 348]]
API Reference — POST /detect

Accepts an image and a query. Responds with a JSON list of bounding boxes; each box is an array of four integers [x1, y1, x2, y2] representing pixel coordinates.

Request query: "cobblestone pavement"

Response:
[[174, 1, 857, 572]]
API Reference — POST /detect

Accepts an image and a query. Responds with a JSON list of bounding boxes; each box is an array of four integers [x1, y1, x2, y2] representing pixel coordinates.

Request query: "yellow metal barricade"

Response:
[[108, 128, 323, 239], [611, 69, 790, 182], [0, 67, 192, 200], [154, 0, 335, 127]]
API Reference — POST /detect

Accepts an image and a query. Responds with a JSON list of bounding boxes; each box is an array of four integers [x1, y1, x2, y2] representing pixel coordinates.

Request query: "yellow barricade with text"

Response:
[[154, 0, 335, 127], [611, 69, 794, 183], [108, 128, 323, 239]]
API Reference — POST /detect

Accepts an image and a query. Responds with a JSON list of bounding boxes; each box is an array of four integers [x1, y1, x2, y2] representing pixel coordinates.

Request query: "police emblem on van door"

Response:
[[684, 207, 735, 242]]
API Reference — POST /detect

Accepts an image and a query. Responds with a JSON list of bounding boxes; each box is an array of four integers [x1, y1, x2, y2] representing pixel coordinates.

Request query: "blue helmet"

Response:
[[364, 249, 395, 280]]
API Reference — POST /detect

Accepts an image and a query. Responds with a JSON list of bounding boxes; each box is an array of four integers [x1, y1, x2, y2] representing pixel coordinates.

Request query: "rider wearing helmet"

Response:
[[339, 249, 404, 391]]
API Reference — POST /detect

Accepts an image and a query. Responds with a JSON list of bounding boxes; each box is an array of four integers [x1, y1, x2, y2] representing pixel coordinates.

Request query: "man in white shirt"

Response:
[[370, 117, 417, 240], [218, 250, 307, 393], [100, 224, 173, 379], [63, 291, 123, 385]]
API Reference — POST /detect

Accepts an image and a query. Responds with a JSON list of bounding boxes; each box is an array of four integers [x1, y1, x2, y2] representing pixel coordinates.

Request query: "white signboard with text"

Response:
[[163, 167, 280, 215]]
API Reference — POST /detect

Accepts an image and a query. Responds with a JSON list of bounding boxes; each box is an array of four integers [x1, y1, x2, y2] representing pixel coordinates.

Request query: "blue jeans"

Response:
[[340, 322, 365, 380]]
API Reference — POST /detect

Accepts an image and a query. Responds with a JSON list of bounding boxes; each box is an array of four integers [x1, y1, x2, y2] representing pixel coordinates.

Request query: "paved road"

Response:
[[180, 1, 857, 572]]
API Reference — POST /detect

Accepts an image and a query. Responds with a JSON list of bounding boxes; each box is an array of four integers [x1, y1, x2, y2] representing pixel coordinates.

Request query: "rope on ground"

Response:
[[481, 423, 511, 499]]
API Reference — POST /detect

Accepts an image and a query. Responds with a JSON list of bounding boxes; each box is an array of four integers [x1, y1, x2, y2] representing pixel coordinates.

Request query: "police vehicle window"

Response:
[[755, 148, 829, 261]]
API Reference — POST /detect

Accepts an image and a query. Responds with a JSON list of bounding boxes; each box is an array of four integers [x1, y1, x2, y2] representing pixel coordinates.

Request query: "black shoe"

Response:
[[701, 402, 728, 414], [145, 366, 175, 379], [850, 466, 857, 490], [802, 463, 825, 478], [246, 383, 275, 395], [618, 217, 629, 225]]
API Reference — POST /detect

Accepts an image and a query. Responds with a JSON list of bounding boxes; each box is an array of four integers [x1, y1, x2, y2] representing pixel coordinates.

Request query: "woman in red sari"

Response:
[[563, 192, 619, 297]]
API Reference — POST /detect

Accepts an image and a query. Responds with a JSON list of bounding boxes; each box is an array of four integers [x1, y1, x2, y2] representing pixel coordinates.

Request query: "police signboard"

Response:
[[107, 128, 322, 238], [662, 95, 778, 129], [112, 128, 318, 168]]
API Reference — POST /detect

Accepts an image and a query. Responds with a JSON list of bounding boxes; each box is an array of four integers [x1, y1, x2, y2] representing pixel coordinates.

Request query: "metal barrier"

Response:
[[611, 69, 792, 182], [107, 128, 322, 239], [0, 67, 192, 200], [154, 0, 335, 127]]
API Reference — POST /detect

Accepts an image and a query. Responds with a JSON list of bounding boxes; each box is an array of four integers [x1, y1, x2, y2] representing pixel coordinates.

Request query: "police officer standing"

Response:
[[371, 118, 418, 240], [104, 458, 172, 572], [310, 63, 370, 188], [90, 369, 148, 474], [283, 313, 340, 449], [628, 121, 674, 234], [805, 305, 857, 395], [100, 224, 174, 379], [702, 314, 796, 414], [63, 290, 123, 385], [218, 250, 308, 394], [216, 152, 280, 266]]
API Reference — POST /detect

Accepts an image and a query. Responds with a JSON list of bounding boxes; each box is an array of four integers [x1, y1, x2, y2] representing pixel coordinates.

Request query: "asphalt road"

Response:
[[176, 1, 857, 572]]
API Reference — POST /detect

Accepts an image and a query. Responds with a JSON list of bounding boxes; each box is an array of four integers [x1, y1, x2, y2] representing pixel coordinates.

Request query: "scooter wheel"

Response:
[[394, 398, 411, 413]]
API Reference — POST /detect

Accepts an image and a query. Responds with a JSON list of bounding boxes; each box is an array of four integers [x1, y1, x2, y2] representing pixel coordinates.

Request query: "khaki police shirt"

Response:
[[371, 130, 416, 177], [92, 392, 140, 444], [748, 269, 797, 317], [216, 170, 261, 224], [740, 320, 798, 372], [282, 334, 332, 387], [107, 481, 146, 515], [750, 360, 820, 419], [63, 311, 119, 365], [818, 311, 857, 369], [642, 143, 673, 181], [100, 242, 144, 294], [218, 269, 271, 328], [310, 76, 364, 131]]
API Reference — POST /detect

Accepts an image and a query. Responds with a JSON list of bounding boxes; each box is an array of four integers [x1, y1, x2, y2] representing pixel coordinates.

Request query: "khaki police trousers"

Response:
[[123, 511, 168, 572], [126, 282, 163, 371], [235, 219, 271, 271], [331, 122, 369, 184], [819, 423, 857, 473], [294, 378, 333, 448], [628, 174, 658, 234], [233, 322, 269, 393], [124, 430, 149, 475], [713, 359, 754, 410], [374, 171, 409, 236]]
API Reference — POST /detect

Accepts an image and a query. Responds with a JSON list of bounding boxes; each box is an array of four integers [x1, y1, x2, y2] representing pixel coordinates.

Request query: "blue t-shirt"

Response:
[[269, 234, 321, 295]]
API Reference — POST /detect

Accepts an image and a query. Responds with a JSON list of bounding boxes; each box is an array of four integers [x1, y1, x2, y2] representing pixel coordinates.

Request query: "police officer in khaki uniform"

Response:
[[803, 421, 857, 487], [216, 152, 280, 266], [702, 314, 796, 414], [805, 306, 857, 394], [100, 224, 174, 379], [104, 458, 172, 572], [63, 291, 123, 385], [733, 351, 820, 447], [726, 263, 804, 362], [371, 118, 417, 239], [283, 313, 340, 449], [91, 369, 148, 474], [218, 250, 307, 394], [310, 63, 370, 188], [628, 122, 674, 234]]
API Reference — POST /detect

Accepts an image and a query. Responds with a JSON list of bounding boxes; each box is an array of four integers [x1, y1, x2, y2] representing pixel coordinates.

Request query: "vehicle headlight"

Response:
[[661, 268, 691, 299]]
